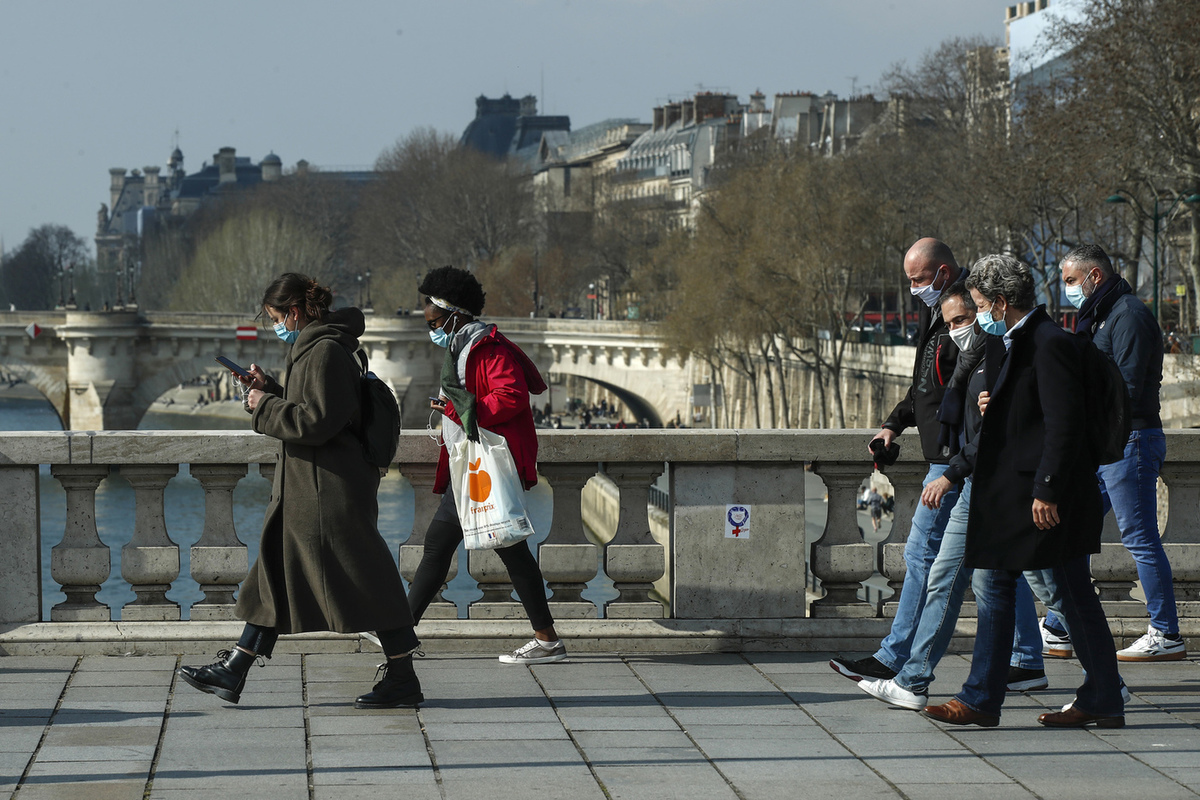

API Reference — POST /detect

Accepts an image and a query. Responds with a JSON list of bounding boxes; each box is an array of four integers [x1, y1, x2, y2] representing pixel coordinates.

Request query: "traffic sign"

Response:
[[24, 323, 41, 339], [236, 326, 258, 340]]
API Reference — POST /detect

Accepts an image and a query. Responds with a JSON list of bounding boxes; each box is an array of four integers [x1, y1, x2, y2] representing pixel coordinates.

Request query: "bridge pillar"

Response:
[[60, 311, 142, 430]]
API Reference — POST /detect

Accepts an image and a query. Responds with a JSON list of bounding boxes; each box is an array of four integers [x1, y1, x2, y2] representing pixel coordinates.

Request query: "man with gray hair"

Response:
[[923, 254, 1124, 728], [1058, 244, 1184, 662]]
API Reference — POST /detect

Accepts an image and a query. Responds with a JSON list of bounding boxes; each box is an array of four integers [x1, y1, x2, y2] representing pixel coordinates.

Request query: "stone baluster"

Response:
[[467, 548, 521, 618], [874, 462, 927, 617], [120, 464, 181, 621], [539, 463, 601, 619], [189, 464, 248, 620], [1160, 464, 1200, 602], [397, 462, 458, 618], [602, 462, 666, 618], [49, 465, 112, 621], [809, 462, 875, 618]]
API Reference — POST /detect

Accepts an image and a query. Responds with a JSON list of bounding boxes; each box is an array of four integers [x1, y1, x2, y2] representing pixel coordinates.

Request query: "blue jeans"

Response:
[[957, 556, 1123, 718], [895, 479, 1042, 693], [1046, 429, 1175, 635], [874, 464, 960, 672]]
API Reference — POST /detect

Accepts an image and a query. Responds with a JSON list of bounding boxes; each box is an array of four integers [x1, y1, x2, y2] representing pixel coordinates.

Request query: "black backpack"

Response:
[[1081, 339, 1131, 466], [355, 351, 401, 468]]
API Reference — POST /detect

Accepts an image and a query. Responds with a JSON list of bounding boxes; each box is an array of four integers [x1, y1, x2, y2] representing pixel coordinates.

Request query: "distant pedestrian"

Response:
[[179, 273, 423, 709], [867, 488, 883, 532]]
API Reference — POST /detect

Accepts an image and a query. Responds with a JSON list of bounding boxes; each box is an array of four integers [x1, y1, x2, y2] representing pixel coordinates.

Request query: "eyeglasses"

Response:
[[426, 314, 449, 331]]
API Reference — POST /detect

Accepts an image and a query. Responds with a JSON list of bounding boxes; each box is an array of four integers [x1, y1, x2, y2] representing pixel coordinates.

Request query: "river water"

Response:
[[3, 392, 886, 621]]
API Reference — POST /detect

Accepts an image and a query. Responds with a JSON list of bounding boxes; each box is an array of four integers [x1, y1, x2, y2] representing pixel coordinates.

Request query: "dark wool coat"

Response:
[[965, 307, 1104, 571], [235, 307, 414, 634]]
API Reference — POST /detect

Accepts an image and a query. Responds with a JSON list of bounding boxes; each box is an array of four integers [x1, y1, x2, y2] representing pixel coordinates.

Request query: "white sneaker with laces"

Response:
[[859, 678, 928, 711], [499, 639, 568, 665], [1117, 626, 1187, 662], [1040, 617, 1073, 658]]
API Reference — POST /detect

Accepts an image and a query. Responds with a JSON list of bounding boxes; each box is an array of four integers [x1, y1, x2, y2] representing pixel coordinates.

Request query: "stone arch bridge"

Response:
[[0, 311, 696, 430]]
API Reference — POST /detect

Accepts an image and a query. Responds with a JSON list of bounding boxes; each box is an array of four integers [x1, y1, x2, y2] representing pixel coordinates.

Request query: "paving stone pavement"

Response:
[[0, 650, 1197, 799]]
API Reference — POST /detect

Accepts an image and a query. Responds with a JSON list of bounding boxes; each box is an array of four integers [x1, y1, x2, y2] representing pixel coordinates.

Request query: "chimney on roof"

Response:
[[749, 91, 767, 113], [520, 95, 537, 117], [653, 106, 664, 131], [681, 99, 695, 124], [664, 102, 682, 128], [109, 168, 127, 211], [694, 93, 726, 123], [217, 147, 237, 184], [143, 166, 161, 207]]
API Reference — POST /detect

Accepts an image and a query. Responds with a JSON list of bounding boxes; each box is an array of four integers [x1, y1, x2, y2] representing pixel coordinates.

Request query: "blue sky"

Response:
[[0, 0, 1006, 257]]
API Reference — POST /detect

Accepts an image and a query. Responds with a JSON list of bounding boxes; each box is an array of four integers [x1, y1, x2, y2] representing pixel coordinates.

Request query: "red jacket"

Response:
[[435, 327, 548, 494]]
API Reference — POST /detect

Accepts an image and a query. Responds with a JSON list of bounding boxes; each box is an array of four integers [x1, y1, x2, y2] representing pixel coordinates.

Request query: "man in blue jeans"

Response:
[[830, 238, 967, 683], [1056, 244, 1184, 662]]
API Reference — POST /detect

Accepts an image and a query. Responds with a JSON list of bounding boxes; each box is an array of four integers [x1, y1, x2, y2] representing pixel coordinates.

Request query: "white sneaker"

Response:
[[1041, 617, 1073, 658], [1062, 681, 1132, 711], [1117, 626, 1187, 662], [499, 639, 568, 665], [859, 678, 928, 711]]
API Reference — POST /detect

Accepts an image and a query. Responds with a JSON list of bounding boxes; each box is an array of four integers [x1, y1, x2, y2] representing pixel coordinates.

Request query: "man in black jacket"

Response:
[[830, 238, 967, 682], [922, 254, 1123, 728], [1056, 244, 1185, 661]]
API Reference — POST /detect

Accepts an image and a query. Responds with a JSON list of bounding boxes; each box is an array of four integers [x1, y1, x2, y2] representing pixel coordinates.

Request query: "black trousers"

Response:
[[407, 485, 554, 631]]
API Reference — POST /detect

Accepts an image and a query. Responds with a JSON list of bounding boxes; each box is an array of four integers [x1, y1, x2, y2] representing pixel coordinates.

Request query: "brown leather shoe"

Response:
[[922, 699, 1000, 727], [1038, 705, 1124, 728]]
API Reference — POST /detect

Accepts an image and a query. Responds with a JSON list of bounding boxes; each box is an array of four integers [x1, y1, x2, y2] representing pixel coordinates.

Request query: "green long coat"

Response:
[[234, 308, 414, 635]]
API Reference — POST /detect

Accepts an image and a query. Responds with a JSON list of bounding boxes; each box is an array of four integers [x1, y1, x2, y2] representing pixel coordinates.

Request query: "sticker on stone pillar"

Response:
[[726, 505, 750, 539]]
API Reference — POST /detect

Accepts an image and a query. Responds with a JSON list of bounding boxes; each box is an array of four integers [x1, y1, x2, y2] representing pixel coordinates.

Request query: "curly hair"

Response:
[[965, 254, 1036, 312], [260, 272, 333, 321], [418, 265, 486, 316]]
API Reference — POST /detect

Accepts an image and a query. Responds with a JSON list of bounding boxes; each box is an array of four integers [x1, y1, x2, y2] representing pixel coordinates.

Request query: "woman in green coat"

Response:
[[179, 273, 423, 710]]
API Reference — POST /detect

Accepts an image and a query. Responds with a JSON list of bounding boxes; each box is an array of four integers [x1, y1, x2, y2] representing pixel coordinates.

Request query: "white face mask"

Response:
[[948, 322, 981, 352], [910, 267, 947, 308]]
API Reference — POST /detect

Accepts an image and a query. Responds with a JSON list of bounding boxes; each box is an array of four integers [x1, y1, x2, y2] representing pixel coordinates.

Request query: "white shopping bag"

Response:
[[449, 427, 535, 550]]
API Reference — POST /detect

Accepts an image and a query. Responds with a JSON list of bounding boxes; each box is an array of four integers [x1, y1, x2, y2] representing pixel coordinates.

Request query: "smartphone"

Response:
[[429, 396, 445, 404], [215, 356, 252, 378]]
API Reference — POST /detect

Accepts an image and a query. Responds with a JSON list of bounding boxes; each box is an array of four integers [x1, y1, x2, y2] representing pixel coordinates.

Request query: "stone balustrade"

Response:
[[1, 429, 1198, 652]]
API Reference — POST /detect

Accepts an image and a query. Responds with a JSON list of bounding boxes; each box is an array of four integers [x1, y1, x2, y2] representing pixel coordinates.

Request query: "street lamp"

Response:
[[356, 273, 363, 308], [364, 269, 373, 313], [1106, 190, 1200, 322]]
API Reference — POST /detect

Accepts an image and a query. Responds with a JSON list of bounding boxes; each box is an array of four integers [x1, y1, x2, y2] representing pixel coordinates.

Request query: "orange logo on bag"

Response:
[[468, 457, 492, 502]]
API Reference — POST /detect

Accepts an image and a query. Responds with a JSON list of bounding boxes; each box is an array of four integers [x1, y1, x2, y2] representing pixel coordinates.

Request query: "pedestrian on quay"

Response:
[[408, 265, 567, 665], [179, 272, 424, 709], [830, 238, 968, 683], [1053, 244, 1185, 662], [922, 254, 1124, 729]]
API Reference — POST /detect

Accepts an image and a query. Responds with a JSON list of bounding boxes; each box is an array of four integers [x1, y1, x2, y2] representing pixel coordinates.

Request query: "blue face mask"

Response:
[[429, 327, 453, 348], [977, 306, 1007, 336], [1065, 283, 1087, 309], [273, 315, 299, 344]]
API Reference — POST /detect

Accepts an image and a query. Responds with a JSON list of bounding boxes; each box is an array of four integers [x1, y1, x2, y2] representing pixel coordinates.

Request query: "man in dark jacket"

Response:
[[923, 254, 1124, 729], [1057, 244, 1185, 662], [830, 238, 967, 682]]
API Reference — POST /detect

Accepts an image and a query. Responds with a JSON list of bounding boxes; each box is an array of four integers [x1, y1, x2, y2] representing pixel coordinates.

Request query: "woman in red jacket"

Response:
[[407, 266, 566, 664]]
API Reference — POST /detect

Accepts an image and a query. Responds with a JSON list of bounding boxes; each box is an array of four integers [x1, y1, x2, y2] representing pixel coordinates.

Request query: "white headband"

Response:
[[429, 296, 470, 315]]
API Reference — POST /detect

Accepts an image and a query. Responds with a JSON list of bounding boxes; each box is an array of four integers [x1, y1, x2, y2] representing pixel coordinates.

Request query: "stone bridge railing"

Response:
[[1, 430, 1197, 655]]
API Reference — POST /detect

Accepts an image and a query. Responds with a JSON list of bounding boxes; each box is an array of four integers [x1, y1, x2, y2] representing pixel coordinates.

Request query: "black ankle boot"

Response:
[[178, 648, 258, 704], [354, 655, 423, 709]]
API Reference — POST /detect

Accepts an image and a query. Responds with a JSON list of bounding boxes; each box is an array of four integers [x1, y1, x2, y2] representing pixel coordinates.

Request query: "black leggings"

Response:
[[407, 487, 554, 631], [237, 624, 418, 659]]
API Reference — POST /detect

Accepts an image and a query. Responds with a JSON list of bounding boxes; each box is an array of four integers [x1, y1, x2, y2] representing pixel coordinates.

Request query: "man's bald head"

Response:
[[904, 238, 959, 289]]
